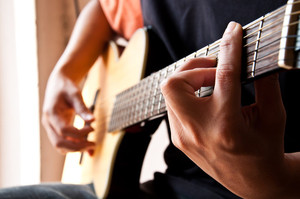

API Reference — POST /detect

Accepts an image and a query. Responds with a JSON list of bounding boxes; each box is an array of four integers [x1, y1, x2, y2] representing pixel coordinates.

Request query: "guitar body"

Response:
[[85, 28, 156, 198], [62, 2, 300, 198], [63, 28, 164, 198]]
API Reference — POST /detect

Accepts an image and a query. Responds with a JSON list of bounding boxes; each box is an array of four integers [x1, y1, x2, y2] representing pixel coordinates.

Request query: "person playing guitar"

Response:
[[1, 0, 300, 198]]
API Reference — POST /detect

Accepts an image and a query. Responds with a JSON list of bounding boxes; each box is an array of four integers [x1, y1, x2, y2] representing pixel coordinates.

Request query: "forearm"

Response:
[[53, 0, 113, 84], [218, 152, 300, 199], [282, 152, 300, 197]]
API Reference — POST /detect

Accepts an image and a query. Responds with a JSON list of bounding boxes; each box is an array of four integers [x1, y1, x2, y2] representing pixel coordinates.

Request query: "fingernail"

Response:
[[225, 22, 236, 33], [83, 113, 94, 121], [88, 149, 94, 156], [206, 55, 217, 60]]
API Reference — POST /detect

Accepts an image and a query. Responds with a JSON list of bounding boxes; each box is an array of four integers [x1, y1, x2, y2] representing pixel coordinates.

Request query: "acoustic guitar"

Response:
[[62, 1, 300, 198]]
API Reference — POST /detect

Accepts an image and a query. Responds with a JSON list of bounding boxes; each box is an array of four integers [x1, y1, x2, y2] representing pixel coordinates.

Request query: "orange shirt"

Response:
[[99, 0, 143, 40]]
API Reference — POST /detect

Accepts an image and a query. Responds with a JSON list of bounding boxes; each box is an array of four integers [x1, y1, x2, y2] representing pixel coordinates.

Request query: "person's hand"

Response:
[[161, 22, 289, 198], [42, 71, 95, 154]]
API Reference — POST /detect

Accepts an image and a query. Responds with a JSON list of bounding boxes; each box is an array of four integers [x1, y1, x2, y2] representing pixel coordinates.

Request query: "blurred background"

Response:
[[0, 0, 167, 188]]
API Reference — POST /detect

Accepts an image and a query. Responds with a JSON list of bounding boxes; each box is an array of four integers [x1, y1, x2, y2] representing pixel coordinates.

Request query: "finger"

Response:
[[60, 125, 94, 139], [165, 102, 185, 149], [165, 95, 205, 156], [213, 22, 243, 108], [69, 90, 95, 122], [254, 73, 284, 113], [43, 114, 95, 152], [176, 56, 217, 73], [57, 139, 95, 154], [161, 67, 216, 122], [48, 122, 95, 153], [162, 67, 216, 99]]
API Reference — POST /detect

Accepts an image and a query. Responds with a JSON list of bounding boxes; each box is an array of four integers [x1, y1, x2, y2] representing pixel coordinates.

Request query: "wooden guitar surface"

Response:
[[62, 28, 149, 198]]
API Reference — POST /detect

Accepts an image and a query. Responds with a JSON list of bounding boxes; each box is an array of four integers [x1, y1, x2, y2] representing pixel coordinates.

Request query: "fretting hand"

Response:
[[161, 22, 292, 198]]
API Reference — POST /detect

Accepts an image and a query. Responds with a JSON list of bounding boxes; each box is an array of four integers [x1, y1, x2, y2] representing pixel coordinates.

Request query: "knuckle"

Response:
[[59, 126, 72, 136], [161, 77, 181, 95], [217, 67, 236, 82], [184, 58, 199, 68], [54, 139, 64, 149], [220, 32, 234, 49], [212, 125, 237, 152], [171, 132, 185, 151]]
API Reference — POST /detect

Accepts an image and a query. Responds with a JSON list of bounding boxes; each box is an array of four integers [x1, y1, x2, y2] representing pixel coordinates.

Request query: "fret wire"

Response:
[[149, 73, 157, 116], [167, 63, 176, 73], [196, 45, 209, 57], [207, 42, 219, 56], [244, 8, 285, 39], [252, 20, 264, 77], [136, 81, 142, 122], [142, 77, 151, 120], [109, 29, 298, 130], [186, 52, 197, 61], [252, 32, 298, 64], [200, 9, 299, 53], [140, 79, 147, 121], [245, 17, 283, 43], [150, 72, 161, 116], [204, 26, 299, 63], [245, 10, 300, 39], [109, 3, 300, 131], [246, 60, 280, 78], [247, 29, 282, 55], [109, 51, 282, 131], [204, 15, 299, 53], [247, 39, 281, 66], [157, 92, 163, 113], [243, 3, 285, 32], [157, 68, 169, 112], [132, 84, 138, 123], [287, 0, 300, 6], [128, 86, 134, 124], [247, 50, 279, 71], [205, 45, 209, 56], [144, 74, 154, 118], [250, 43, 300, 68]]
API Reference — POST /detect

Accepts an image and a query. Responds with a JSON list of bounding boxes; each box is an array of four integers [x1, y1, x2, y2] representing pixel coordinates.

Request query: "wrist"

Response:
[[282, 153, 300, 197], [51, 63, 86, 86]]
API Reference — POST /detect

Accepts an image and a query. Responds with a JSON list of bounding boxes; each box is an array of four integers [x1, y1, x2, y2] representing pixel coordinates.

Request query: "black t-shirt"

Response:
[[140, 0, 300, 198]]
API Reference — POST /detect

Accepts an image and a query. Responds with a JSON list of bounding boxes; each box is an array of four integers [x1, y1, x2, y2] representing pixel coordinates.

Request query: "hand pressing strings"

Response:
[[161, 22, 288, 198]]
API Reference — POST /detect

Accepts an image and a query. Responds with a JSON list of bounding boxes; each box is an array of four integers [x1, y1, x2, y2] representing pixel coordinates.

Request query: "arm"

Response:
[[42, 0, 114, 154], [161, 22, 300, 198]]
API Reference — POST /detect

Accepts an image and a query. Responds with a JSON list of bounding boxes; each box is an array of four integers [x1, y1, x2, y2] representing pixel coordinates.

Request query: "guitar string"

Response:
[[89, 7, 293, 109], [107, 41, 296, 131], [92, 7, 300, 130], [82, 4, 299, 132], [108, 2, 300, 130], [193, 5, 300, 57], [103, 44, 295, 131], [100, 36, 297, 130], [104, 52, 283, 130]]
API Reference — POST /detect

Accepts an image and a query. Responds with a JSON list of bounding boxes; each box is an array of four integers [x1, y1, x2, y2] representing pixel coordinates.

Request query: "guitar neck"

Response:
[[108, 0, 300, 132]]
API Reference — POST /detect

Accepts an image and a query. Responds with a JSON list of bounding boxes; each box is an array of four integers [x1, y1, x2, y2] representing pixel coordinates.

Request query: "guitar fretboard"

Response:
[[108, 1, 300, 132]]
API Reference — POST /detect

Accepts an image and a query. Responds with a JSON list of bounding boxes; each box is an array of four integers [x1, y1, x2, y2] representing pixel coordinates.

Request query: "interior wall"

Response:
[[0, 0, 40, 187], [0, 0, 20, 187], [36, 0, 89, 182], [35, 0, 168, 184], [0, 0, 167, 187]]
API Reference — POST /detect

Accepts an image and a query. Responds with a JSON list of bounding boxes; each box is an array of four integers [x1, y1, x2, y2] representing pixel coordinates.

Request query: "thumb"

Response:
[[70, 91, 95, 122]]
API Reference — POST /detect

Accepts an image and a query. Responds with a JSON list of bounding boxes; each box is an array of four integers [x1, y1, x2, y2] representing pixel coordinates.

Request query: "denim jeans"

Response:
[[0, 183, 96, 199]]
